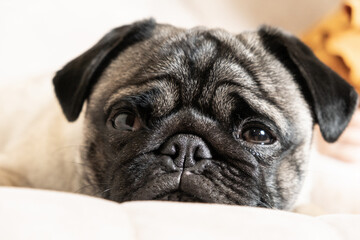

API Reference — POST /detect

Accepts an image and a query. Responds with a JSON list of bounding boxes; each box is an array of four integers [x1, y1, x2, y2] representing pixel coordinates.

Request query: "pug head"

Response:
[[53, 19, 358, 210]]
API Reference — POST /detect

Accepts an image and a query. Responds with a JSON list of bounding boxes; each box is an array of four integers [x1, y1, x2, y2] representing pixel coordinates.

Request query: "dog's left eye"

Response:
[[112, 113, 141, 131], [241, 127, 275, 145]]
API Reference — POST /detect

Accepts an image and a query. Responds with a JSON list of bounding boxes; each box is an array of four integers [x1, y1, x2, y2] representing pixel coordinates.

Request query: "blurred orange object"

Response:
[[302, 0, 360, 93]]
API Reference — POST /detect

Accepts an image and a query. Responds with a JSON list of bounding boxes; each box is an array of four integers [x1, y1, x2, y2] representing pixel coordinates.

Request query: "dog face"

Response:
[[53, 19, 358, 210]]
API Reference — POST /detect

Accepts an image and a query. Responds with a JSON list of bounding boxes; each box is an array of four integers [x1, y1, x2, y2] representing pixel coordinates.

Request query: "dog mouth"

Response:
[[126, 170, 212, 203], [108, 156, 262, 206], [123, 167, 240, 204]]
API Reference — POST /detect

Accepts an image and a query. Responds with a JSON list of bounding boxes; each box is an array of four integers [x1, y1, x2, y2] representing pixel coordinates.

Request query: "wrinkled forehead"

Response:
[[95, 26, 305, 133]]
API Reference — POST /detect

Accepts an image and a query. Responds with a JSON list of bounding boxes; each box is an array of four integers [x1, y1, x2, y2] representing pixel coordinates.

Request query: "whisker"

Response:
[[257, 196, 274, 208], [74, 182, 109, 195], [49, 144, 88, 156]]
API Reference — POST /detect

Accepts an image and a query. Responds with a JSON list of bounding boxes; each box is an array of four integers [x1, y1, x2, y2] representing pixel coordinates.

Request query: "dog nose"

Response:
[[160, 134, 212, 168]]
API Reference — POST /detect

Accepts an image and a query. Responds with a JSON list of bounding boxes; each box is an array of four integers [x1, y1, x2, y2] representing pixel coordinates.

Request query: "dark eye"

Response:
[[112, 113, 141, 131], [241, 127, 275, 145]]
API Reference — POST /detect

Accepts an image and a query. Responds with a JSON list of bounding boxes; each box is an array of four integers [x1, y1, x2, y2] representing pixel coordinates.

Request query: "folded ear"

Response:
[[258, 26, 358, 143], [53, 19, 156, 122]]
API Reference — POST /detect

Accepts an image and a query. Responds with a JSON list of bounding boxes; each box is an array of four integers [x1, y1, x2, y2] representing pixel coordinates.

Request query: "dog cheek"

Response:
[[275, 154, 308, 209], [79, 140, 109, 195], [106, 154, 160, 201]]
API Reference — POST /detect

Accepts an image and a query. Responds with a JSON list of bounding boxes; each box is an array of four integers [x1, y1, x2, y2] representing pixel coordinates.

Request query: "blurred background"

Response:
[[1, 0, 360, 214], [0, 0, 341, 85]]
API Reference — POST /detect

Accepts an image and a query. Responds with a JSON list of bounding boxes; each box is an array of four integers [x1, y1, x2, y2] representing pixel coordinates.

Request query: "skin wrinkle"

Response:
[[211, 162, 259, 193], [104, 80, 179, 118], [196, 32, 296, 133], [201, 172, 246, 204], [103, 28, 292, 131], [212, 82, 289, 133], [181, 173, 235, 204], [236, 32, 306, 121], [234, 39, 288, 112]]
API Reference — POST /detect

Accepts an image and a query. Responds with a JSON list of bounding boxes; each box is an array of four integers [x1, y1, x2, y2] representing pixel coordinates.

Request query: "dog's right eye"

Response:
[[112, 113, 141, 131], [241, 127, 275, 145]]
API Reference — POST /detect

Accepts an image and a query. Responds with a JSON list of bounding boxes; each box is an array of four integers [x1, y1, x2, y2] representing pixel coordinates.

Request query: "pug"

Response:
[[0, 19, 357, 211]]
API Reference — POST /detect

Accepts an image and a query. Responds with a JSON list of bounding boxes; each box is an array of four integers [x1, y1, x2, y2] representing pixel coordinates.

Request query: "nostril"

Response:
[[159, 134, 212, 169], [169, 144, 177, 156], [194, 144, 212, 160], [173, 144, 180, 158], [193, 147, 202, 161], [161, 142, 177, 156]]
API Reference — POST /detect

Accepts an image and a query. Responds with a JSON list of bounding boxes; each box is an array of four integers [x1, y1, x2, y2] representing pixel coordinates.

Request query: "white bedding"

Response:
[[1, 187, 359, 240]]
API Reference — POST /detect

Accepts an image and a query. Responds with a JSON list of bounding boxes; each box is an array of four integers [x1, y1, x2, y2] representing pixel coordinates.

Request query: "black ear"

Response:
[[53, 19, 156, 122], [258, 26, 358, 142]]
